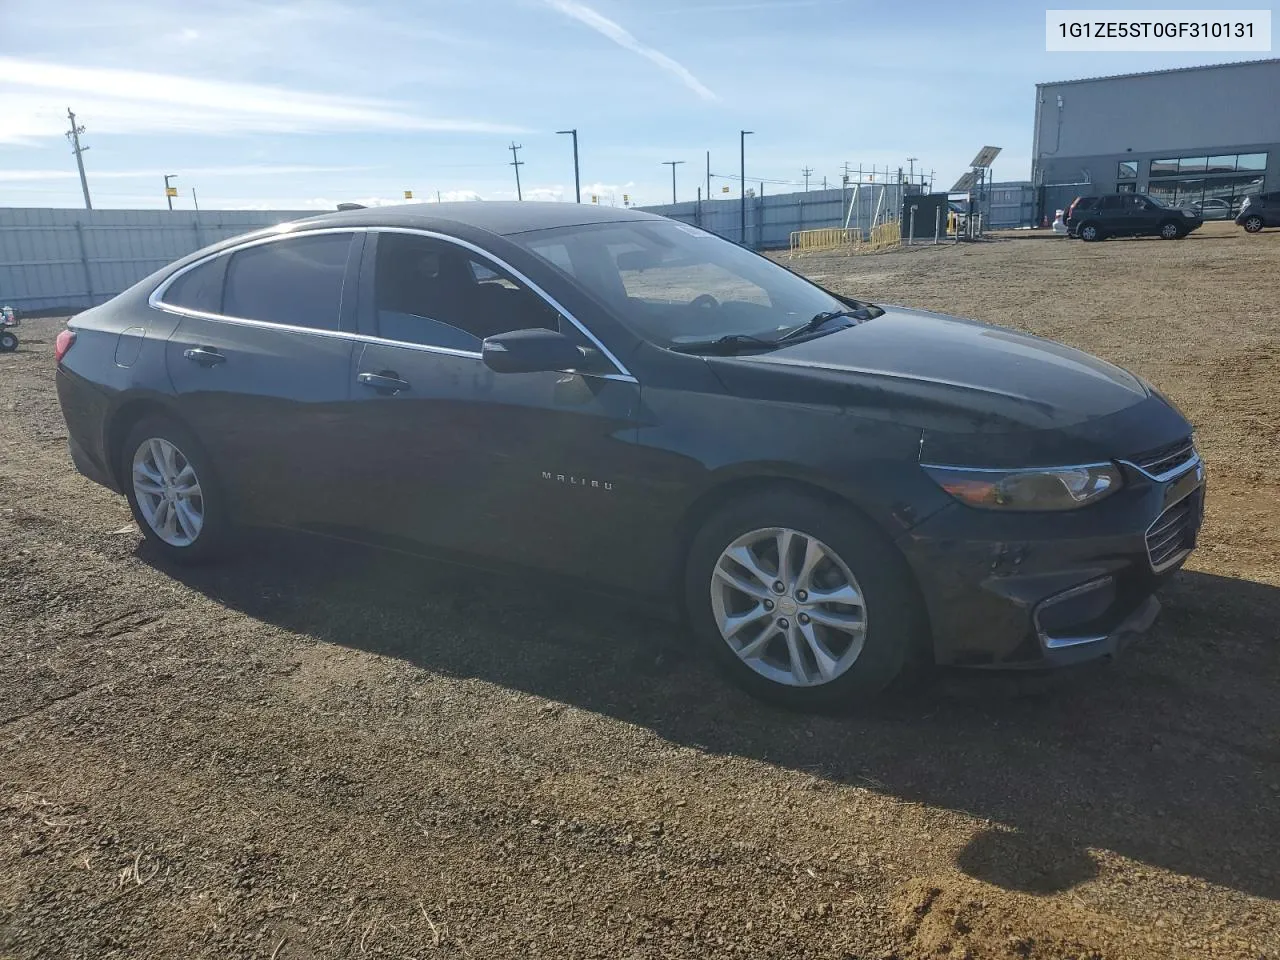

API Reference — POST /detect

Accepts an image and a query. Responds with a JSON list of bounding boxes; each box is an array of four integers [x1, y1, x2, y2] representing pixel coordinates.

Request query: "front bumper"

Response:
[[899, 454, 1205, 669]]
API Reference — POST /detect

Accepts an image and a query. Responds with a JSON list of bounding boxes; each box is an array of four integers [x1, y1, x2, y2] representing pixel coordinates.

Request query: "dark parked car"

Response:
[[1066, 193, 1203, 241], [54, 203, 1205, 708], [1236, 191, 1280, 232]]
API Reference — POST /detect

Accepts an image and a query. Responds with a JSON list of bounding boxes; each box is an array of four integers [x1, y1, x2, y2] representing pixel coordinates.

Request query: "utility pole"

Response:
[[191, 188, 199, 212], [706, 150, 711, 201], [508, 142, 524, 201], [556, 129, 581, 202], [907, 157, 918, 187], [65, 108, 92, 210], [164, 173, 177, 211], [739, 130, 753, 246], [801, 166, 813, 192], [663, 160, 685, 204]]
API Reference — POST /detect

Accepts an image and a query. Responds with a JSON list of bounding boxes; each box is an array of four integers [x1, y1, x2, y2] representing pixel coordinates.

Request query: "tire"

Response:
[[1159, 221, 1184, 240], [0, 331, 17, 352], [1078, 223, 1102, 242], [1243, 215, 1264, 233], [120, 415, 234, 564], [684, 490, 927, 711]]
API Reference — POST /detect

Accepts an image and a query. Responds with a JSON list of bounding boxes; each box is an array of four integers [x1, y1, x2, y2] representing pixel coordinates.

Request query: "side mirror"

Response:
[[481, 328, 588, 374]]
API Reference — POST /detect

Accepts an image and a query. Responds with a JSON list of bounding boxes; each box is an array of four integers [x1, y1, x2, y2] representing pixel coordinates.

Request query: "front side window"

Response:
[[373, 233, 560, 351], [512, 220, 846, 348], [222, 233, 353, 331]]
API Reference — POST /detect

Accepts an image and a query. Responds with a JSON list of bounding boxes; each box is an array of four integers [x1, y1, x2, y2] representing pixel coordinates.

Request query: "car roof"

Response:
[[286, 201, 668, 238]]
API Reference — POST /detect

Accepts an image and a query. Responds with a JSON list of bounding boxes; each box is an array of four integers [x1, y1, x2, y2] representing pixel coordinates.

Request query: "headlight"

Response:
[[922, 463, 1123, 511]]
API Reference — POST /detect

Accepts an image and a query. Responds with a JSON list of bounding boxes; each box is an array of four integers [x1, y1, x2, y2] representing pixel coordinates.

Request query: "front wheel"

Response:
[[1078, 223, 1102, 242], [684, 491, 927, 711], [1242, 215, 1264, 233], [121, 416, 234, 564], [1159, 221, 1184, 240], [0, 331, 17, 352]]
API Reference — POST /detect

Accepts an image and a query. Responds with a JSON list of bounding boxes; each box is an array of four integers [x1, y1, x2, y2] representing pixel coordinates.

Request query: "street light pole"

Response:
[[739, 130, 753, 246], [556, 129, 580, 203], [164, 174, 177, 211], [662, 160, 685, 204], [907, 157, 918, 187]]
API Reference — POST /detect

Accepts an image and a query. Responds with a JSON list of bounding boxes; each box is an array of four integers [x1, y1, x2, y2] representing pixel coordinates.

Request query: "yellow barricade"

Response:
[[789, 221, 901, 256]]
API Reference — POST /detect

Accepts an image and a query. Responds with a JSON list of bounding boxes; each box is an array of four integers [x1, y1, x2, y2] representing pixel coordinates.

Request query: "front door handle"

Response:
[[183, 346, 225, 367], [358, 371, 411, 395]]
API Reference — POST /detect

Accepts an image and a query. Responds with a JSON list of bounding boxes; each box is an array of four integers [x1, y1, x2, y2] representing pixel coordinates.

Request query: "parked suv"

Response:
[[1236, 191, 1280, 233], [1066, 193, 1203, 241]]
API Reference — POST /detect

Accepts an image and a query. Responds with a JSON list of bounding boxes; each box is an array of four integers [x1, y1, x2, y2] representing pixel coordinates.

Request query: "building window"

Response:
[[1117, 160, 1137, 179], [1116, 182, 1136, 193], [1140, 152, 1267, 211]]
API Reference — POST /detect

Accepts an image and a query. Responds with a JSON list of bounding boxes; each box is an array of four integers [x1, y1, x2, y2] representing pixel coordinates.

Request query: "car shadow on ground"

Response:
[[155, 532, 1280, 902]]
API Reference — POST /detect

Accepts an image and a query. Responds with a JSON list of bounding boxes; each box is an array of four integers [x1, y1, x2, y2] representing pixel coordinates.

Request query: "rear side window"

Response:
[[1098, 196, 1123, 211], [222, 233, 354, 331], [160, 256, 227, 314]]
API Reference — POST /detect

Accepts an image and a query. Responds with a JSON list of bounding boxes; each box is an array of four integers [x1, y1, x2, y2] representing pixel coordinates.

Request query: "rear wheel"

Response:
[[685, 491, 927, 711], [1159, 221, 1184, 240], [0, 331, 16, 352], [1243, 215, 1264, 233], [121, 416, 234, 563], [1078, 222, 1102, 242]]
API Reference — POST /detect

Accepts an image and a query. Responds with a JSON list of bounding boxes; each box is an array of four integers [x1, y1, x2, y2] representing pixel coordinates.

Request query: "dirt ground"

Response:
[[2, 221, 1277, 960]]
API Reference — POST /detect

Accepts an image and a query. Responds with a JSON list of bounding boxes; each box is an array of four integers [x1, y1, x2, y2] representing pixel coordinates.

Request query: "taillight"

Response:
[[55, 328, 76, 364]]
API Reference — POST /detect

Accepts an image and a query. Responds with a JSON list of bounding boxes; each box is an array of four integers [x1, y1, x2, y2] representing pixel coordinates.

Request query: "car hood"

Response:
[[702, 306, 1189, 464]]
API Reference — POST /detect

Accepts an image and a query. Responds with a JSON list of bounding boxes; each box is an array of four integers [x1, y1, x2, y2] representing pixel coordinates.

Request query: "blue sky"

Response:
[[0, 0, 1272, 210]]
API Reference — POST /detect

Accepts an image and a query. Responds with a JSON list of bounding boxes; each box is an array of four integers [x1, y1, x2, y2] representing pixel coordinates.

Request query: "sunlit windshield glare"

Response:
[[511, 220, 845, 347]]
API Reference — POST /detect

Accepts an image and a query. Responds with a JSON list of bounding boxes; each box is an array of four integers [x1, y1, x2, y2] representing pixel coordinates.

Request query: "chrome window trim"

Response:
[[147, 224, 639, 384]]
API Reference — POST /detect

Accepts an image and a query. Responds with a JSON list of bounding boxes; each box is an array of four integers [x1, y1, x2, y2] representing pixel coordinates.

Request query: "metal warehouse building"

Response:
[[1032, 58, 1280, 221]]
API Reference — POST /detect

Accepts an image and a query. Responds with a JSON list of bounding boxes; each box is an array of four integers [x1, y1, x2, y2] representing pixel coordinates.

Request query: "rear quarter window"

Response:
[[159, 256, 228, 314]]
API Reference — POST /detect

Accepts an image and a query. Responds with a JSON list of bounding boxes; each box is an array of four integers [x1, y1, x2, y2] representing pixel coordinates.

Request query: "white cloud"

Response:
[[0, 57, 527, 144], [542, 0, 717, 101]]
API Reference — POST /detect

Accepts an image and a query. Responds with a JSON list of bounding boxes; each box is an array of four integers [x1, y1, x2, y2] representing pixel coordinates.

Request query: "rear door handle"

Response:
[[183, 347, 225, 367], [358, 371, 411, 395]]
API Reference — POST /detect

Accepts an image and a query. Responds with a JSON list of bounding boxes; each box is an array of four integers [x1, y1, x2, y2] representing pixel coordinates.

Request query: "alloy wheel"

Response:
[[131, 437, 204, 547], [1244, 216, 1263, 233], [1161, 223, 1180, 239], [710, 526, 868, 687], [1080, 225, 1098, 241]]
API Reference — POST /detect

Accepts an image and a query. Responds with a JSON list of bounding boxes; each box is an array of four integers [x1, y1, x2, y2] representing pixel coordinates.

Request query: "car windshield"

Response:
[[509, 219, 849, 348]]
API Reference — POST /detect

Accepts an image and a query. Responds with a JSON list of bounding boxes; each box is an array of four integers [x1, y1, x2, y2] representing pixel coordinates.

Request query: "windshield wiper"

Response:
[[776, 308, 869, 344], [670, 333, 779, 355]]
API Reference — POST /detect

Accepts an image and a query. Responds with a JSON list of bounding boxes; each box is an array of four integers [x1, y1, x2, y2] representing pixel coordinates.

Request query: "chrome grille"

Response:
[[1146, 493, 1199, 572], [1131, 437, 1197, 480]]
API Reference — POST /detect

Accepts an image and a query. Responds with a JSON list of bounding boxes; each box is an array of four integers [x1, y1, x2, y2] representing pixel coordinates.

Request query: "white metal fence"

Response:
[[0, 208, 313, 313]]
